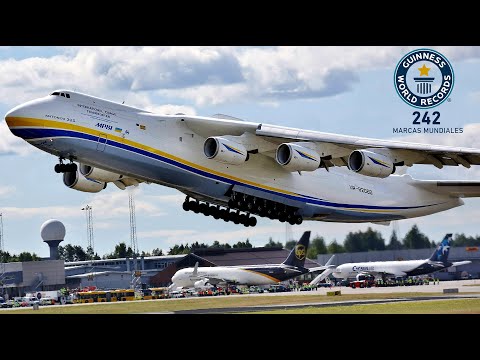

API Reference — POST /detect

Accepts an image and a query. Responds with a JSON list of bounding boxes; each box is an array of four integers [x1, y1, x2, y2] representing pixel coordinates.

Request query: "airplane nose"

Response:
[[4, 104, 25, 127], [5, 103, 48, 145]]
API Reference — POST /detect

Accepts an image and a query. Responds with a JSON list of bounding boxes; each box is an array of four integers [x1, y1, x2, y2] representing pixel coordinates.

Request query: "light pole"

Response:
[[81, 205, 94, 258]]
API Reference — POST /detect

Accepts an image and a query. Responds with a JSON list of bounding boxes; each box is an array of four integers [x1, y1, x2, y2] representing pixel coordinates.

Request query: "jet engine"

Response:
[[275, 143, 320, 172], [348, 150, 394, 178], [204, 137, 247, 165], [194, 279, 210, 288], [79, 164, 124, 182], [63, 170, 107, 193]]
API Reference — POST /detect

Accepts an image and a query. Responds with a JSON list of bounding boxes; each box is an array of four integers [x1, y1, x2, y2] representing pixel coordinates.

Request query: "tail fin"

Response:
[[429, 233, 452, 262], [192, 262, 199, 276], [282, 231, 310, 268], [324, 254, 335, 267]]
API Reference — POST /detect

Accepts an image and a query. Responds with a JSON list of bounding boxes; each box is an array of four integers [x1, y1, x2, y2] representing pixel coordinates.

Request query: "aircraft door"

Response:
[[96, 133, 108, 151]]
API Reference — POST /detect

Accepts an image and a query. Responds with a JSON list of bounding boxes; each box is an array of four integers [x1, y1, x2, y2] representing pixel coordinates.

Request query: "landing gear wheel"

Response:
[[294, 215, 303, 225]]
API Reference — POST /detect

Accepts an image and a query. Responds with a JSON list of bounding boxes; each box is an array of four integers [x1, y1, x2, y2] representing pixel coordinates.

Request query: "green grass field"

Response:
[[247, 298, 480, 314], [2, 292, 479, 314]]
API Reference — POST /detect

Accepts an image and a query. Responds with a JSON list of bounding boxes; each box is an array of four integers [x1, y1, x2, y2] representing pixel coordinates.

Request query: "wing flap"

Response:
[[413, 180, 480, 198]]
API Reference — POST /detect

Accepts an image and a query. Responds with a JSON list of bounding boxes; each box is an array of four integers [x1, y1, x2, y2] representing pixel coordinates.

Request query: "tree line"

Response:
[[1, 224, 480, 263]]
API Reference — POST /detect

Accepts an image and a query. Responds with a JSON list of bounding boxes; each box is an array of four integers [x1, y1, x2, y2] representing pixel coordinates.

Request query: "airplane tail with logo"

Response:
[[429, 233, 452, 263], [282, 231, 310, 268]]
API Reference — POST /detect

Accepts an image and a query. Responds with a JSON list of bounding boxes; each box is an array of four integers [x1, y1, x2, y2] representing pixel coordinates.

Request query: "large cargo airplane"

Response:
[[5, 90, 480, 227], [169, 231, 328, 289], [331, 233, 471, 280]]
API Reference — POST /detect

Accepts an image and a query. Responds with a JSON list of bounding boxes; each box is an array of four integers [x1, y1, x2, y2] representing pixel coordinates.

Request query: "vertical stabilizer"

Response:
[[429, 233, 452, 263], [282, 231, 311, 268], [192, 262, 199, 276]]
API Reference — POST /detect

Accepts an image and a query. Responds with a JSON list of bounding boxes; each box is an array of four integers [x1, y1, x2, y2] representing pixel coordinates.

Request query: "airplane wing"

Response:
[[451, 260, 472, 267], [359, 269, 407, 278], [202, 277, 226, 286], [309, 268, 335, 286], [308, 255, 336, 273], [182, 116, 480, 170]]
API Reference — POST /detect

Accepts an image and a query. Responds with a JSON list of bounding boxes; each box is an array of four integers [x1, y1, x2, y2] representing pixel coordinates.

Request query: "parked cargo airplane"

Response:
[[169, 231, 328, 289], [5, 90, 480, 227], [332, 233, 471, 280]]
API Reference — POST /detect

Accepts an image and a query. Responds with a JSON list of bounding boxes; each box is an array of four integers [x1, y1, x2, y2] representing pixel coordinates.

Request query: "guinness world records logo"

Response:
[[394, 49, 454, 109]]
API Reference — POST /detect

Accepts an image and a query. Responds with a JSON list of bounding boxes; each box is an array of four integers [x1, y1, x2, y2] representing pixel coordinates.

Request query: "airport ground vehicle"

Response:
[[267, 284, 291, 293], [249, 286, 264, 293], [40, 297, 55, 305], [149, 287, 170, 299], [74, 289, 136, 303], [20, 297, 40, 306], [350, 274, 375, 288]]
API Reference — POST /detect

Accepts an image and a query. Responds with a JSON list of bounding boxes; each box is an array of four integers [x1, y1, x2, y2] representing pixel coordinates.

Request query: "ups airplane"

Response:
[[169, 231, 317, 289], [5, 90, 480, 227]]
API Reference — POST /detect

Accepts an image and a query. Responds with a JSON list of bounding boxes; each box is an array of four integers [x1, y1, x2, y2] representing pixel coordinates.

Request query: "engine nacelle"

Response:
[[79, 164, 124, 182], [348, 150, 394, 178], [63, 170, 107, 193], [204, 137, 247, 165], [275, 143, 320, 172], [194, 279, 210, 289]]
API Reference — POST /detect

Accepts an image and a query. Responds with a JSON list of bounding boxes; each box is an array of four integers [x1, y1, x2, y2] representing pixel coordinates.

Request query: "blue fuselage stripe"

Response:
[[12, 127, 437, 211]]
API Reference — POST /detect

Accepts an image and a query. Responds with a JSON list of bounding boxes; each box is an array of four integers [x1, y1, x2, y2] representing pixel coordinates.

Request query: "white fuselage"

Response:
[[5, 91, 464, 223], [333, 260, 427, 279], [171, 266, 286, 288]]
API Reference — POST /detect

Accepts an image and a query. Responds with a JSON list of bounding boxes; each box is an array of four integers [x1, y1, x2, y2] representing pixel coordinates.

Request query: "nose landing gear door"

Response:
[[96, 133, 108, 151]]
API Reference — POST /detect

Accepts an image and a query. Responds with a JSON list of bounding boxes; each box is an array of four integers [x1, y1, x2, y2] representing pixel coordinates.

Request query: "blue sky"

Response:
[[2, 46, 480, 258]]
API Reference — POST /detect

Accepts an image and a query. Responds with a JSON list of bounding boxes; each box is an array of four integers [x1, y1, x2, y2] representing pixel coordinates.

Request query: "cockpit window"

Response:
[[51, 91, 70, 98]]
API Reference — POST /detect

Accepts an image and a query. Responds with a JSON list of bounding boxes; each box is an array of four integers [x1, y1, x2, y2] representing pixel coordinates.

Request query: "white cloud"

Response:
[[87, 188, 166, 218], [0, 120, 35, 156], [147, 104, 196, 116], [3, 46, 479, 109], [138, 224, 284, 248], [1, 206, 81, 219], [0, 185, 15, 198]]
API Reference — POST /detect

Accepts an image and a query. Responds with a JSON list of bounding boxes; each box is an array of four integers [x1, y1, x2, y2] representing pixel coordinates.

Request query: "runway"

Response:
[[175, 279, 480, 314]]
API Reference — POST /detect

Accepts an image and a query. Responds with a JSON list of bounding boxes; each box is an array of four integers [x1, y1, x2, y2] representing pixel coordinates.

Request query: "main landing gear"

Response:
[[228, 192, 303, 225], [182, 196, 257, 227], [182, 192, 304, 227], [54, 158, 77, 173]]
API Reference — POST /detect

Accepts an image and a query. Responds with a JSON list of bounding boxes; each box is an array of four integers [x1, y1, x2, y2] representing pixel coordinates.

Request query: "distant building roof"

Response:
[[65, 254, 185, 267]]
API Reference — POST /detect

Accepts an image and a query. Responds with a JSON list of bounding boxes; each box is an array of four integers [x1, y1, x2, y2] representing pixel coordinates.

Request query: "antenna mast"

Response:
[[129, 191, 138, 255], [81, 205, 94, 255]]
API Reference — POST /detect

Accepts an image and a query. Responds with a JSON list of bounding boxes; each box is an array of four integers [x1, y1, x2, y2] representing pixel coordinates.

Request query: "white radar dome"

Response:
[[40, 219, 66, 241]]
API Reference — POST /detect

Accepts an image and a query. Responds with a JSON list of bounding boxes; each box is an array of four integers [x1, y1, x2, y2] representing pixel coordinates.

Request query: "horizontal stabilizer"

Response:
[[414, 180, 480, 198], [451, 260, 472, 267]]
